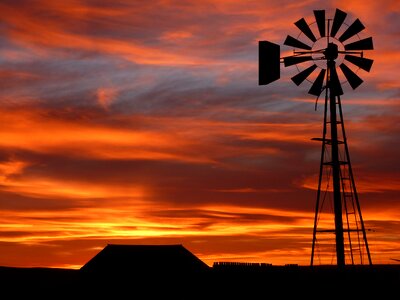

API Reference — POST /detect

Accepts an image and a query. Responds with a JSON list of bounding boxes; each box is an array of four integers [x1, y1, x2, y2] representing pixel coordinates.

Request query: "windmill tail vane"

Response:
[[258, 8, 374, 267]]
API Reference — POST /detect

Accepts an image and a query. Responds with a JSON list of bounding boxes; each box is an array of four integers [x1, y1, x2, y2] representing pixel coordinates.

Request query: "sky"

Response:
[[0, 0, 399, 269]]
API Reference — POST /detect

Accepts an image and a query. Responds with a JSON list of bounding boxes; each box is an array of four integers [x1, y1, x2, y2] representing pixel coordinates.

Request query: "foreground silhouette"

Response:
[[0, 244, 399, 299]]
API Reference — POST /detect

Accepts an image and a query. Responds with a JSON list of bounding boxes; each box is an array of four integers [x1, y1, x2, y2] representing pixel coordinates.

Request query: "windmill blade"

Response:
[[284, 35, 312, 50], [329, 65, 343, 95], [291, 64, 317, 86], [344, 37, 373, 50], [294, 18, 317, 43], [283, 56, 313, 67], [340, 63, 364, 89], [314, 10, 326, 37], [308, 69, 326, 96], [259, 41, 281, 85], [338, 19, 365, 43], [344, 55, 373, 72], [330, 9, 347, 38]]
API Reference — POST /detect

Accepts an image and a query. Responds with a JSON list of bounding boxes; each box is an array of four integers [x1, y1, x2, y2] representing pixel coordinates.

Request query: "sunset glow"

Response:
[[0, 0, 399, 268]]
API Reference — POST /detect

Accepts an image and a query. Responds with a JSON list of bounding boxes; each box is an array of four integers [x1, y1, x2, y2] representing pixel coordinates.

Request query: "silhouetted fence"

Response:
[[213, 262, 273, 270]]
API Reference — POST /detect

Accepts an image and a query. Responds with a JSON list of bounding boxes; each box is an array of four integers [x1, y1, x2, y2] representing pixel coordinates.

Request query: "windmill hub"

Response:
[[324, 43, 339, 61], [311, 37, 345, 69]]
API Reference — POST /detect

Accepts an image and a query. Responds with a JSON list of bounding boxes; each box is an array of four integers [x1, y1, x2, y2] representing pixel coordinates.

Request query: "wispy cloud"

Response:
[[0, 0, 398, 267]]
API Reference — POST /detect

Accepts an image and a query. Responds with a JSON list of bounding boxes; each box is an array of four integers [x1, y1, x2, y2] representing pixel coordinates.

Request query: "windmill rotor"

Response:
[[259, 8, 374, 97]]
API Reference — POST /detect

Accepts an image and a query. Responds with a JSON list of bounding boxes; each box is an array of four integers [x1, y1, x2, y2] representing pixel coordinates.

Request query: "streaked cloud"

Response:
[[0, 0, 398, 268]]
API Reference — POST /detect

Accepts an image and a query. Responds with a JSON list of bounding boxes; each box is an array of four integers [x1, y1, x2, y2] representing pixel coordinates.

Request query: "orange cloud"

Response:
[[0, 106, 319, 164], [96, 87, 118, 110], [0, 2, 232, 67], [300, 174, 400, 194], [0, 1, 398, 269], [0, 107, 213, 163]]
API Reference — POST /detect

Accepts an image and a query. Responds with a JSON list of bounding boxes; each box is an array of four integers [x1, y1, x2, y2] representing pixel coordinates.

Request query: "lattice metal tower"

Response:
[[258, 8, 373, 266]]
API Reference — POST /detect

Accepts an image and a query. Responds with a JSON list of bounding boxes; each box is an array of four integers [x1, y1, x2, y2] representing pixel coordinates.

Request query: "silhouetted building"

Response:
[[80, 244, 209, 276]]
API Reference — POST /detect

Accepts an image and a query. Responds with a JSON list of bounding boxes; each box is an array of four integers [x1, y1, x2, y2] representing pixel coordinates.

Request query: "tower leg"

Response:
[[337, 96, 372, 265], [311, 82, 329, 266], [329, 90, 345, 267]]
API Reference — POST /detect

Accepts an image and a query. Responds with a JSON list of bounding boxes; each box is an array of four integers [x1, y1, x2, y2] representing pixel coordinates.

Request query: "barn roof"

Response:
[[80, 244, 209, 275]]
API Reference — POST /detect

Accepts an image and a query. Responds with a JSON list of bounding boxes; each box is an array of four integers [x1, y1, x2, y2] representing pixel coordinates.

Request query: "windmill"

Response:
[[259, 8, 373, 266]]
